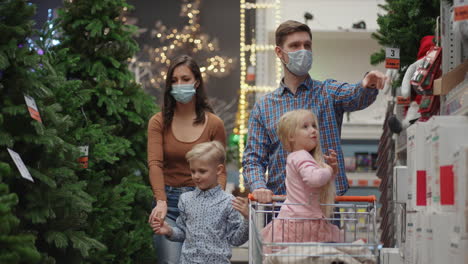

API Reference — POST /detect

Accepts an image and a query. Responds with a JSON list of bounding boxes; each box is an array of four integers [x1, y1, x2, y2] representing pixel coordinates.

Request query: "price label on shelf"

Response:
[[385, 47, 400, 69], [7, 148, 34, 182], [454, 5, 468, 21], [24, 95, 42, 123]]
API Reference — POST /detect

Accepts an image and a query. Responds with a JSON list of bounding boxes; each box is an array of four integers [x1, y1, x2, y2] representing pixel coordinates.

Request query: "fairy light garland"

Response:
[[237, 0, 281, 192], [123, 0, 235, 90]]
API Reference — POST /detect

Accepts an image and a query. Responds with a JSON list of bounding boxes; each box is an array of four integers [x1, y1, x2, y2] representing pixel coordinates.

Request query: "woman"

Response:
[[147, 55, 227, 264]]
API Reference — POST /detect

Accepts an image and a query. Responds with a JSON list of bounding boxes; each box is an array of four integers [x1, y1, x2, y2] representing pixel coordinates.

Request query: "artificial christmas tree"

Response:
[[0, 0, 103, 263], [55, 0, 157, 262], [371, 0, 440, 87]]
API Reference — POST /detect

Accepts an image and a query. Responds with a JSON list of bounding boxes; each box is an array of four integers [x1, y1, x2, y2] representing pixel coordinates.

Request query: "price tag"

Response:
[[385, 47, 400, 69], [454, 5, 468, 21], [7, 148, 34, 182], [246, 65, 255, 82], [24, 95, 42, 123], [78, 145, 89, 169]]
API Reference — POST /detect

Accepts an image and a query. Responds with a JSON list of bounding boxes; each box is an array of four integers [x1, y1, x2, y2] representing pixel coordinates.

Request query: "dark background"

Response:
[[30, 0, 240, 122]]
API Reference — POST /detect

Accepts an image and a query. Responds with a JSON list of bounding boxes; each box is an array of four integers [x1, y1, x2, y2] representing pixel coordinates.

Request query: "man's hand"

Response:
[[324, 149, 339, 176], [232, 197, 249, 219], [252, 188, 273, 203], [362, 70, 388, 90]]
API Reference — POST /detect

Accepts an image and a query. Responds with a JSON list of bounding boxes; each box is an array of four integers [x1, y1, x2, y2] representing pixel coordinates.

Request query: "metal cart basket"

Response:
[[248, 195, 379, 264]]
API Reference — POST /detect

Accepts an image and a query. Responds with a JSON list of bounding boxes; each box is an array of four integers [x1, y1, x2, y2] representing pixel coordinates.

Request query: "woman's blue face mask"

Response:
[[170, 83, 196, 104]]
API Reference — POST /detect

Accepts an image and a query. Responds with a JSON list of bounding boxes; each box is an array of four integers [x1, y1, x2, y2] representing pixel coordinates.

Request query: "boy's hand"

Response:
[[324, 149, 339, 176], [232, 197, 249, 219], [151, 217, 172, 236]]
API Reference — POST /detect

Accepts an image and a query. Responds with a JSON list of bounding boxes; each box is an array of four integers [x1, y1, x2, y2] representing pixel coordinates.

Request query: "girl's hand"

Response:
[[151, 217, 172, 236], [148, 200, 167, 224], [324, 149, 339, 176], [232, 197, 249, 219]]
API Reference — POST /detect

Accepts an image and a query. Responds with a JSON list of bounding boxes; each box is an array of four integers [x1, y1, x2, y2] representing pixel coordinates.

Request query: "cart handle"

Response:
[[335, 195, 376, 202], [248, 194, 376, 203], [247, 193, 286, 201]]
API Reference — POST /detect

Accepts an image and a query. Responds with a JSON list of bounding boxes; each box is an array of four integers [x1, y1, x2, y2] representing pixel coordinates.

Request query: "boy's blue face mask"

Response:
[[170, 83, 196, 104]]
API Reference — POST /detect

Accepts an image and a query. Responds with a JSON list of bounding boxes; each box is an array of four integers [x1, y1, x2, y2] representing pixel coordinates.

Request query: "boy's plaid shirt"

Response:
[[242, 76, 378, 195]]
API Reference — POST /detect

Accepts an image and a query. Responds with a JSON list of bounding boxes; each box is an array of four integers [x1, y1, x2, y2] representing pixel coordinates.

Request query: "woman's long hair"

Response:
[[277, 109, 336, 218], [162, 55, 213, 129]]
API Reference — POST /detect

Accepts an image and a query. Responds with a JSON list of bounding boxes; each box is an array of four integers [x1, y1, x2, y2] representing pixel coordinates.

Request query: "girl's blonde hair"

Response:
[[185, 140, 225, 165], [277, 109, 336, 218]]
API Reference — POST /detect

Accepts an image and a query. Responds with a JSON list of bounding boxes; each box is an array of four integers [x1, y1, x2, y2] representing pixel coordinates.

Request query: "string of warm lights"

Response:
[[123, 0, 235, 91], [237, 0, 281, 192]]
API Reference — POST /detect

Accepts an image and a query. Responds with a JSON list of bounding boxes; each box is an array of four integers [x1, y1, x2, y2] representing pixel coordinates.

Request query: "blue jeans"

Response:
[[152, 186, 195, 264]]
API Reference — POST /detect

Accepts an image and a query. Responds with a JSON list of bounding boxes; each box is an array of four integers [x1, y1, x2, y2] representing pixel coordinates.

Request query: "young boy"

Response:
[[151, 141, 249, 264]]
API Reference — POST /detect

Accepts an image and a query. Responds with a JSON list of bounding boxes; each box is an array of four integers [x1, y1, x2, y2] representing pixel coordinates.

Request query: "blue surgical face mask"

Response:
[[281, 49, 313, 76], [170, 83, 196, 104]]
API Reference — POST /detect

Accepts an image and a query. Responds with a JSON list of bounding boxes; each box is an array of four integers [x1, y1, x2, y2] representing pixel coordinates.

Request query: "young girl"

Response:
[[261, 109, 344, 245]]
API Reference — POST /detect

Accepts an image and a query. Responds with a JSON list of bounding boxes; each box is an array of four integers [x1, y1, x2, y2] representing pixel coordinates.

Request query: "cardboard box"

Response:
[[380, 248, 404, 264], [404, 212, 416, 264], [449, 239, 468, 264], [393, 166, 409, 203], [407, 122, 431, 211], [394, 202, 406, 254], [453, 146, 468, 236], [433, 59, 468, 95], [430, 117, 468, 213], [431, 213, 457, 264]]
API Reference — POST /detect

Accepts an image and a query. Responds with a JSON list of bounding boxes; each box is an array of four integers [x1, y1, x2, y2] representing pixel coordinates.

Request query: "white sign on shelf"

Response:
[[7, 148, 34, 182]]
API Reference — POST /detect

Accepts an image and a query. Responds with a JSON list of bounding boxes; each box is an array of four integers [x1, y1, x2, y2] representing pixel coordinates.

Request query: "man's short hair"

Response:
[[275, 20, 312, 47]]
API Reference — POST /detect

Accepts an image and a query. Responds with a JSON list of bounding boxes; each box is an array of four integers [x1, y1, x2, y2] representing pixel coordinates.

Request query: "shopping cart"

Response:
[[248, 194, 379, 264]]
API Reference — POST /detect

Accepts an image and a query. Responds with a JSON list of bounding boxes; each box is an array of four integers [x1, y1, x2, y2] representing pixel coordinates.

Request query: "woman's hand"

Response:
[[324, 149, 339, 176], [232, 197, 249, 219], [148, 200, 167, 224]]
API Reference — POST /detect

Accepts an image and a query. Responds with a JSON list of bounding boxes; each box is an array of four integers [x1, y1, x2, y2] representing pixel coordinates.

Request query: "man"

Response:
[[243, 20, 387, 203]]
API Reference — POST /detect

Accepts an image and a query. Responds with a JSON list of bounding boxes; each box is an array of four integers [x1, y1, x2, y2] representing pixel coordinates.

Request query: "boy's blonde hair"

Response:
[[185, 141, 225, 165], [277, 109, 336, 217]]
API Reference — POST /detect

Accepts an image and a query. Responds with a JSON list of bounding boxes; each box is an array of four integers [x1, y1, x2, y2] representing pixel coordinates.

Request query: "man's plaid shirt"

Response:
[[242, 76, 378, 195]]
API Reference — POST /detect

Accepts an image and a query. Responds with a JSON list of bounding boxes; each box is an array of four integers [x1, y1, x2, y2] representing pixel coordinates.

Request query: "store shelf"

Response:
[[311, 29, 377, 40]]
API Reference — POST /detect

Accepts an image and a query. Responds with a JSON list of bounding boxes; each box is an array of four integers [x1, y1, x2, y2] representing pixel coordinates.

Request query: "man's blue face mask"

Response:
[[280, 49, 313, 76]]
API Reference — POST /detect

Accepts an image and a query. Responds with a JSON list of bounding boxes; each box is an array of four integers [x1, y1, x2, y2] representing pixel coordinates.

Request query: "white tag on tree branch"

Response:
[[78, 145, 89, 168], [24, 95, 42, 123], [7, 148, 34, 182]]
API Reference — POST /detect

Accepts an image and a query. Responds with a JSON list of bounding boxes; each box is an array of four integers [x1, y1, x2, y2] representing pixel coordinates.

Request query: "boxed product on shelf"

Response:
[[430, 116, 468, 213], [433, 59, 468, 96], [430, 213, 458, 264], [380, 248, 403, 264], [394, 201, 406, 255], [355, 152, 372, 172], [453, 146, 468, 236], [393, 166, 409, 203], [449, 238, 468, 264], [344, 156, 356, 172], [413, 213, 425, 264], [406, 122, 431, 211], [403, 212, 416, 264], [371, 153, 378, 171]]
